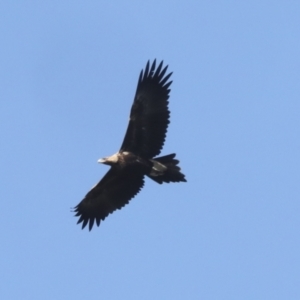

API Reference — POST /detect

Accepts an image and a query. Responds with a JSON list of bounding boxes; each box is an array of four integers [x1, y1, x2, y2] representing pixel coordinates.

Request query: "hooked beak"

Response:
[[97, 158, 106, 164]]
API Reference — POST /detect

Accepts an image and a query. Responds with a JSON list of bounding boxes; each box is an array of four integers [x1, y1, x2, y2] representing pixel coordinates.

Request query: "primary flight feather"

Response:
[[74, 60, 186, 230]]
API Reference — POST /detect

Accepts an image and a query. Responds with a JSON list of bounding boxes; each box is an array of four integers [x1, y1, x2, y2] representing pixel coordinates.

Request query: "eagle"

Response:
[[74, 60, 186, 230]]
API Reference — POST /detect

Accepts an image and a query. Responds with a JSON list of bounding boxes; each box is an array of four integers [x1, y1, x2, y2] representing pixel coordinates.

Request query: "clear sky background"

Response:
[[1, 1, 299, 299]]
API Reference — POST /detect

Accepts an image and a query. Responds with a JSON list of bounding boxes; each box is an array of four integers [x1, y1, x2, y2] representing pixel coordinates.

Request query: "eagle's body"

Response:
[[74, 60, 186, 230]]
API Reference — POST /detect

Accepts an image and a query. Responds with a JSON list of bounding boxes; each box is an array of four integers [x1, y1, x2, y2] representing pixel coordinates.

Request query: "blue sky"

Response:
[[1, 1, 300, 299]]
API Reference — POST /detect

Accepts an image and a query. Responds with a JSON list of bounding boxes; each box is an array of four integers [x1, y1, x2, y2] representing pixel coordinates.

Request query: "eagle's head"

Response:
[[97, 153, 119, 165]]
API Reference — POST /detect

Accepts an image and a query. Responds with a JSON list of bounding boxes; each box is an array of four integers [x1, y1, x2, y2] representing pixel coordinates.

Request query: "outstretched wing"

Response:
[[74, 168, 145, 230], [120, 60, 172, 158]]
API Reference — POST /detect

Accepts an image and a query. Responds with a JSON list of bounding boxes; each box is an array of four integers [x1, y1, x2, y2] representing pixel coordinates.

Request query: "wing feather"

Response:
[[120, 60, 172, 158], [74, 168, 145, 230]]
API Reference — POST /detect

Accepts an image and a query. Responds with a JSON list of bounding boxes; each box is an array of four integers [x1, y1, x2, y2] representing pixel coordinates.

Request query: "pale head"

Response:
[[97, 153, 119, 165]]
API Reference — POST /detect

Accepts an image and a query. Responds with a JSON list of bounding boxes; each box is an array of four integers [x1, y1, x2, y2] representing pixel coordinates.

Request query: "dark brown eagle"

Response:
[[74, 60, 186, 230]]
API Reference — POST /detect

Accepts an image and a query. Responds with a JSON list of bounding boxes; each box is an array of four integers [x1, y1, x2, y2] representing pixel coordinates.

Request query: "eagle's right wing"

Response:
[[74, 168, 144, 230]]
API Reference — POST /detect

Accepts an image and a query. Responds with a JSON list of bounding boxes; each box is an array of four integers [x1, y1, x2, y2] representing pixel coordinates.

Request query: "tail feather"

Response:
[[148, 153, 186, 184]]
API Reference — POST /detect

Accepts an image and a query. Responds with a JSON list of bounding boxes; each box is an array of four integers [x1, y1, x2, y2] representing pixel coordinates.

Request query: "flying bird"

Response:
[[74, 60, 186, 230]]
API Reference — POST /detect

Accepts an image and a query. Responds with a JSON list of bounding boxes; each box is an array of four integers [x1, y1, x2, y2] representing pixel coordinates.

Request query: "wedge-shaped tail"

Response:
[[148, 153, 186, 184]]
